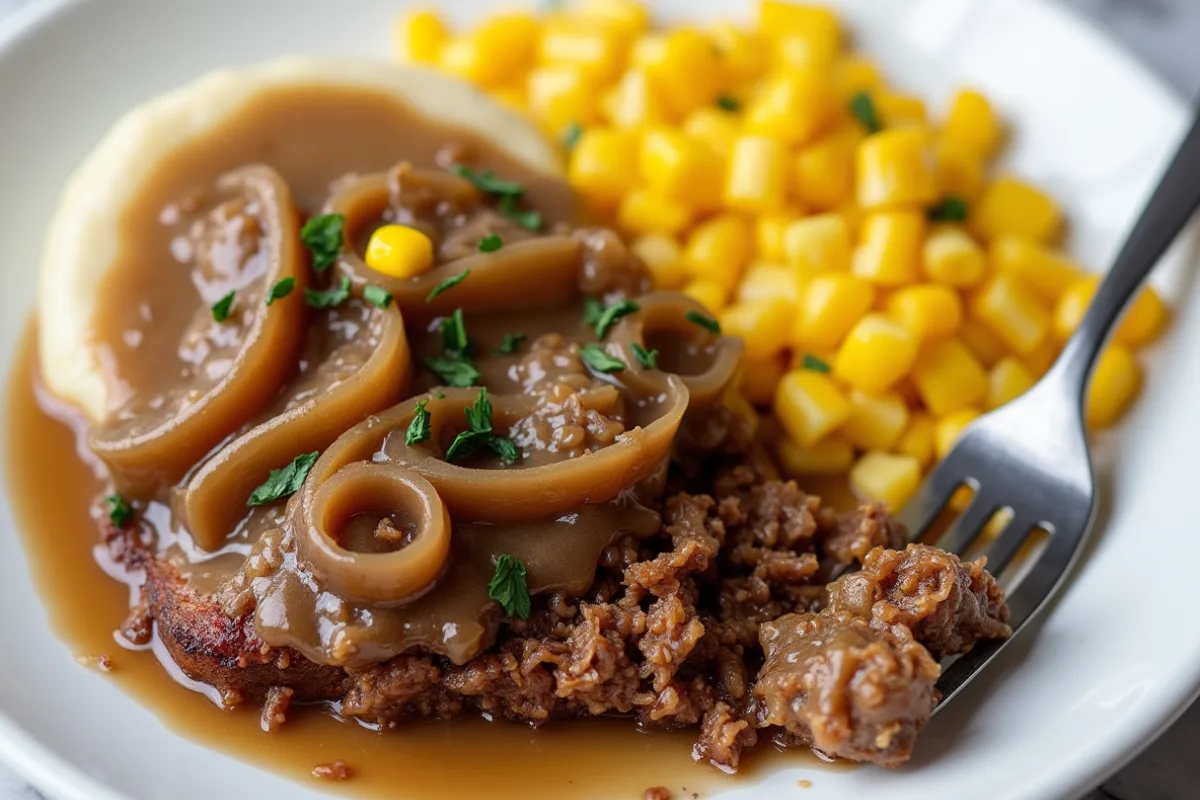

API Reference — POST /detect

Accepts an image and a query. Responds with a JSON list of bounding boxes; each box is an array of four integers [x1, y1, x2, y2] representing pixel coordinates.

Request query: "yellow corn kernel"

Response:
[[774, 370, 852, 448], [851, 211, 925, 286], [850, 451, 921, 511], [783, 213, 852, 273], [837, 56, 883, 98], [739, 354, 788, 407], [638, 29, 723, 119], [842, 390, 909, 451], [538, 19, 624, 85], [856, 128, 938, 210], [933, 137, 984, 201], [923, 225, 986, 287], [1052, 275, 1096, 344], [574, 0, 649, 40], [441, 14, 541, 88], [1116, 285, 1169, 348], [630, 233, 686, 289], [1086, 344, 1142, 429], [682, 107, 741, 157], [834, 313, 919, 393], [793, 131, 856, 211], [601, 68, 668, 130], [720, 300, 794, 360], [876, 93, 927, 128], [793, 273, 875, 350], [935, 409, 981, 460], [682, 214, 752, 288], [725, 135, 789, 212], [709, 23, 769, 84], [744, 71, 835, 147], [972, 273, 1050, 354], [1023, 337, 1059, 378], [616, 189, 693, 236], [943, 88, 1003, 160], [887, 284, 963, 342], [364, 224, 434, 279], [755, 213, 799, 264], [974, 176, 1062, 243], [912, 339, 988, 416], [776, 436, 855, 477], [760, 1, 842, 43], [395, 8, 448, 64], [987, 356, 1036, 410], [738, 264, 804, 306], [682, 279, 729, 313], [568, 127, 637, 206], [527, 65, 597, 133], [990, 237, 1082, 304], [958, 317, 1007, 368], [639, 128, 724, 209], [896, 412, 936, 469], [490, 83, 528, 112]]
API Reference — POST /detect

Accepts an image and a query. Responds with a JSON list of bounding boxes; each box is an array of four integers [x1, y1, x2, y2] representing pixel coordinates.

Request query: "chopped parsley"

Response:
[[685, 310, 721, 334], [265, 277, 295, 306], [582, 296, 605, 327], [440, 308, 469, 355], [716, 95, 740, 112], [580, 343, 626, 373], [849, 91, 882, 134], [451, 164, 525, 198], [300, 213, 345, 272], [594, 299, 640, 339], [426, 269, 470, 302], [304, 275, 351, 310], [561, 121, 583, 151], [493, 331, 527, 355], [363, 284, 393, 309], [499, 194, 543, 232], [247, 451, 319, 507], [631, 342, 659, 370], [444, 388, 519, 465], [800, 353, 832, 373], [104, 494, 133, 528], [422, 355, 481, 388], [928, 196, 969, 223], [478, 234, 503, 252], [210, 290, 235, 323], [488, 554, 531, 619], [406, 399, 432, 445]]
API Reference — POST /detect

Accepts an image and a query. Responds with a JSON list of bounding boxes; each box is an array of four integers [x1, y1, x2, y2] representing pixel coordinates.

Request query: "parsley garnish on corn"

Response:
[[396, 0, 1170, 511]]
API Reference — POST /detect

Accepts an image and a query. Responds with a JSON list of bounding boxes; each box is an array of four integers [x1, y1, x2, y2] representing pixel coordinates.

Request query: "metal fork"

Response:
[[901, 108, 1200, 707]]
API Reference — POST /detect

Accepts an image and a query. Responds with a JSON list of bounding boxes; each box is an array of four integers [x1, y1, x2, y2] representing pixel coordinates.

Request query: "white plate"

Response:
[[0, 0, 1194, 798]]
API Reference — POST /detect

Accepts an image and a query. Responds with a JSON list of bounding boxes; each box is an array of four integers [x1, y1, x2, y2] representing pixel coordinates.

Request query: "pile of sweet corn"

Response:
[[394, 0, 1169, 512]]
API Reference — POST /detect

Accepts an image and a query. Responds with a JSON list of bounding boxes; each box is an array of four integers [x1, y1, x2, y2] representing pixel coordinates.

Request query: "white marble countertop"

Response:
[[0, 1, 1196, 798]]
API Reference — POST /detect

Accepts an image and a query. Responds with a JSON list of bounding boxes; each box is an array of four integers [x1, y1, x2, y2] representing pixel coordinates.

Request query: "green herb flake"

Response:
[[304, 276, 351, 310], [444, 388, 520, 465], [265, 277, 296, 306], [247, 451, 319, 507], [580, 343, 626, 374], [488, 554, 531, 619], [464, 387, 494, 434], [927, 196, 969, 223], [582, 297, 605, 327], [632, 342, 659, 370], [210, 291, 235, 323], [422, 355, 481, 388], [426, 269, 471, 303], [595, 299, 640, 339], [300, 213, 345, 272], [685, 310, 721, 334], [493, 331, 527, 355], [499, 195, 543, 232], [435, 391, 446, 399], [364, 284, 394, 309], [104, 494, 134, 528], [848, 91, 882, 135], [561, 121, 583, 150], [716, 95, 740, 112], [441, 308, 469, 355], [451, 164, 525, 197], [406, 399, 432, 445], [487, 436, 519, 465], [478, 234, 503, 253], [801, 353, 832, 373]]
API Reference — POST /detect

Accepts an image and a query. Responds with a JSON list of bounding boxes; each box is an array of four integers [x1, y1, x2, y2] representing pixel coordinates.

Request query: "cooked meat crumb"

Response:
[[643, 788, 672, 800], [76, 654, 115, 672], [311, 760, 353, 781], [119, 597, 154, 646], [260, 686, 294, 732]]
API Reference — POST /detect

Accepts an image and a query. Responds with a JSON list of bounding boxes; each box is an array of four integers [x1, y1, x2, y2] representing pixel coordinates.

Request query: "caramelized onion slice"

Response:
[[324, 168, 583, 327], [88, 165, 308, 495], [182, 303, 411, 550], [608, 291, 743, 407]]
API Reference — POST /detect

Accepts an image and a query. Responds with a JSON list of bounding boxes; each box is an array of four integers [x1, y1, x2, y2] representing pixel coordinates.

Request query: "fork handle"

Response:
[[1054, 106, 1200, 400]]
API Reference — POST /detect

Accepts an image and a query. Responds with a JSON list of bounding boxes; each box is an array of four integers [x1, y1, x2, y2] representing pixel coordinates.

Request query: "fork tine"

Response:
[[984, 515, 1044, 575], [934, 493, 1002, 554], [897, 466, 962, 542]]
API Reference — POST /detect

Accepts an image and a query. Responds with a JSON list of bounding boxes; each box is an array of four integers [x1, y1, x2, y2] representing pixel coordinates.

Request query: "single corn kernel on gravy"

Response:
[[7, 80, 1010, 798]]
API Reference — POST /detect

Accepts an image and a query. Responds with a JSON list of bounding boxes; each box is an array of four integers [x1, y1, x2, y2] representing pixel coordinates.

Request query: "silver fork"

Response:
[[901, 109, 1200, 707]]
